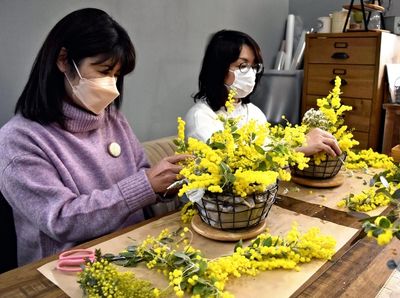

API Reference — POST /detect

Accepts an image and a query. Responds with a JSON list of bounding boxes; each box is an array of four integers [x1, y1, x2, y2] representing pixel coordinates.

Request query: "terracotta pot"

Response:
[[195, 183, 278, 230]]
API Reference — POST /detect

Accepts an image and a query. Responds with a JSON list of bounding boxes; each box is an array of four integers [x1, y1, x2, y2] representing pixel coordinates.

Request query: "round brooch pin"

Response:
[[108, 142, 121, 158]]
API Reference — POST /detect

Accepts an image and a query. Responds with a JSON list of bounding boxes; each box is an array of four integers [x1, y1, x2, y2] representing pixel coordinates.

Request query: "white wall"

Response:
[[0, 0, 289, 141]]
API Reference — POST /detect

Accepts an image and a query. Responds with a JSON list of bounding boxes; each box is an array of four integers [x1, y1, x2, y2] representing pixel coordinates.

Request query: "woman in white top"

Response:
[[184, 30, 341, 157]]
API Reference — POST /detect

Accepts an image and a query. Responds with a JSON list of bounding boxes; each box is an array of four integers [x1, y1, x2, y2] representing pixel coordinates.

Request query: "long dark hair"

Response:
[[193, 30, 263, 111], [15, 8, 136, 126]]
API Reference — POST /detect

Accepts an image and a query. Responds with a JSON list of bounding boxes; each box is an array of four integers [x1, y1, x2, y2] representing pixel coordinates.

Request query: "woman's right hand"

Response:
[[297, 128, 342, 157], [145, 154, 191, 194]]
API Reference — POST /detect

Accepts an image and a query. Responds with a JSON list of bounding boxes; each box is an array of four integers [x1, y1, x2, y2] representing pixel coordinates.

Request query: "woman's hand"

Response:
[[145, 154, 191, 194], [297, 128, 342, 157]]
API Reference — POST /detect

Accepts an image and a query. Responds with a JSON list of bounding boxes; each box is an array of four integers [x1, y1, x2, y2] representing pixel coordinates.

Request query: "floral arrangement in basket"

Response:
[[174, 90, 309, 229], [294, 76, 359, 179]]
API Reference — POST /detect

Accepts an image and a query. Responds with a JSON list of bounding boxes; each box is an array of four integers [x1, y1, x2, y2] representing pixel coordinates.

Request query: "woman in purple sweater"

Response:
[[0, 8, 187, 266]]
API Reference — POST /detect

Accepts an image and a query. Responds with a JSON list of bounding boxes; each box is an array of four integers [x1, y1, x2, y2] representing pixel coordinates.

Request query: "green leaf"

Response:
[[252, 237, 261, 247], [262, 237, 273, 247], [220, 162, 231, 173], [173, 227, 184, 235], [173, 252, 191, 261], [227, 173, 236, 183], [127, 245, 137, 252], [193, 283, 207, 296], [275, 144, 288, 155], [372, 228, 384, 237], [198, 260, 207, 276], [394, 230, 400, 240], [210, 142, 226, 150], [377, 217, 392, 229], [234, 239, 243, 252], [254, 144, 266, 155], [376, 187, 392, 198], [173, 139, 181, 146], [102, 253, 115, 259], [232, 133, 241, 140], [257, 161, 267, 171], [392, 189, 400, 200]]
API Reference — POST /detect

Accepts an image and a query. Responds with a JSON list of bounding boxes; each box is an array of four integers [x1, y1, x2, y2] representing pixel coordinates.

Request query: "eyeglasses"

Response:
[[236, 62, 264, 74]]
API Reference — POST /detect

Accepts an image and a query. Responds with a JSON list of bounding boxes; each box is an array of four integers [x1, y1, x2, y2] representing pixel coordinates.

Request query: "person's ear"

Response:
[[56, 47, 68, 73]]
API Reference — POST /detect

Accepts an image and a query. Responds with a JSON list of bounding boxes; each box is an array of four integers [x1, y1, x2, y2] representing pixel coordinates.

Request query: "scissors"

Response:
[[56, 248, 95, 272]]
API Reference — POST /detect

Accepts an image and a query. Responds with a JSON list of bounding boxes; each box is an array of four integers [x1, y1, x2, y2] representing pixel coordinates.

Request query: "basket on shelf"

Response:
[[195, 183, 278, 230], [291, 153, 347, 179]]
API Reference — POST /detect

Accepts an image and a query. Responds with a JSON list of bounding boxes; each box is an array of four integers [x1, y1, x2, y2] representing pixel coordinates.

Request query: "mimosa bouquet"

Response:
[[174, 90, 309, 202], [301, 76, 359, 165]]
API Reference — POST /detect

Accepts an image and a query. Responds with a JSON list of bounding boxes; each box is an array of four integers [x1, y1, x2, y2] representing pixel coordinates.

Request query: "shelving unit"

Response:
[[342, 0, 386, 32]]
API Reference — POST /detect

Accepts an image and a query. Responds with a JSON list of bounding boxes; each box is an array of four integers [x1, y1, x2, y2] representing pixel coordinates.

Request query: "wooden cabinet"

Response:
[[301, 32, 400, 151]]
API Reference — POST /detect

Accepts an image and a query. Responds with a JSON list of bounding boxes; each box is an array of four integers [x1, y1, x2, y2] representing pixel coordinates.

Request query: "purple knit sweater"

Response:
[[0, 103, 157, 266]]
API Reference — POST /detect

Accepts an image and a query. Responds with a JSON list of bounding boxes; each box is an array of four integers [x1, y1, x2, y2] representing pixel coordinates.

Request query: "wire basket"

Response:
[[291, 152, 347, 179], [195, 183, 278, 230]]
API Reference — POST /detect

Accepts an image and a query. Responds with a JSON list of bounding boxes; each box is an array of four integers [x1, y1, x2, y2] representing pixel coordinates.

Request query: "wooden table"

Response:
[[0, 195, 398, 298]]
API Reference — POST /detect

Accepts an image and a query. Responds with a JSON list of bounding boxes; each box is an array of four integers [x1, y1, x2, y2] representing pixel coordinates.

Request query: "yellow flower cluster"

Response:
[[104, 224, 336, 298], [224, 88, 236, 114], [175, 96, 309, 197], [337, 186, 392, 212], [364, 216, 400, 246], [338, 163, 400, 212], [78, 253, 162, 297], [345, 149, 396, 170], [301, 76, 359, 164], [180, 202, 198, 224], [205, 222, 336, 293]]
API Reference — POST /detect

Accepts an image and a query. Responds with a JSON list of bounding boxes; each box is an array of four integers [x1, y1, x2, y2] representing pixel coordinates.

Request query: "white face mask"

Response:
[[65, 61, 120, 115], [228, 68, 256, 98]]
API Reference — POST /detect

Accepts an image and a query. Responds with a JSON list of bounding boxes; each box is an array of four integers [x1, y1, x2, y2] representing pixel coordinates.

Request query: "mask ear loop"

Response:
[[64, 60, 82, 88], [72, 60, 83, 79]]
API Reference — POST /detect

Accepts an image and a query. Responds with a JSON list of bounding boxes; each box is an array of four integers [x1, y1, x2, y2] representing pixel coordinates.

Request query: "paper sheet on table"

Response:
[[386, 64, 400, 103], [38, 206, 358, 298], [279, 169, 388, 217]]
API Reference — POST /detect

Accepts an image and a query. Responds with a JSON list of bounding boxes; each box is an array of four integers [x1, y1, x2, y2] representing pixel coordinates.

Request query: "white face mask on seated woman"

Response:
[[65, 60, 120, 115], [227, 67, 256, 99]]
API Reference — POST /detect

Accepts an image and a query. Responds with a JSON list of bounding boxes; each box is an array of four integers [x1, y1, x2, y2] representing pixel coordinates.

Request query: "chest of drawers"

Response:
[[301, 32, 400, 150]]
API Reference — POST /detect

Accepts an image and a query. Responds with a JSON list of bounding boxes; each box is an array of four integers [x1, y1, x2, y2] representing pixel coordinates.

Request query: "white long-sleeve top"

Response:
[[184, 100, 267, 142]]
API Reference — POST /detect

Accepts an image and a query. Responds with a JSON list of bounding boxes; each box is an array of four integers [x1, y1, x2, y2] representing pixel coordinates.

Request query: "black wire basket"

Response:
[[195, 183, 278, 230], [291, 152, 347, 179]]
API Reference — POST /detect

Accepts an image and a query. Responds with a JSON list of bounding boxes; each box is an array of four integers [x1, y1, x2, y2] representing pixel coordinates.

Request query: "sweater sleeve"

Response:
[[1, 153, 156, 243], [117, 130, 157, 210]]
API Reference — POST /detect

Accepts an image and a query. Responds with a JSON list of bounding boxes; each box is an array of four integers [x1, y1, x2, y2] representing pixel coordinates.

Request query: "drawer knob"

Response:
[[330, 78, 348, 86], [331, 52, 349, 59]]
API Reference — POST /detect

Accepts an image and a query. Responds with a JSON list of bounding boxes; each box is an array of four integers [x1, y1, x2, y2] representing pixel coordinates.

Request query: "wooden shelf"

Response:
[[343, 3, 385, 12]]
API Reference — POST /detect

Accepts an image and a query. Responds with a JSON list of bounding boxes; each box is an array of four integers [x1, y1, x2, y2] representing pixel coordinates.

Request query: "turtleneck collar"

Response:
[[62, 102, 107, 133]]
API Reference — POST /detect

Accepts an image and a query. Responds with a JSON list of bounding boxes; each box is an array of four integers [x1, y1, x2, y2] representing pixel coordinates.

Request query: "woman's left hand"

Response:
[[297, 128, 342, 157], [145, 154, 192, 194]]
